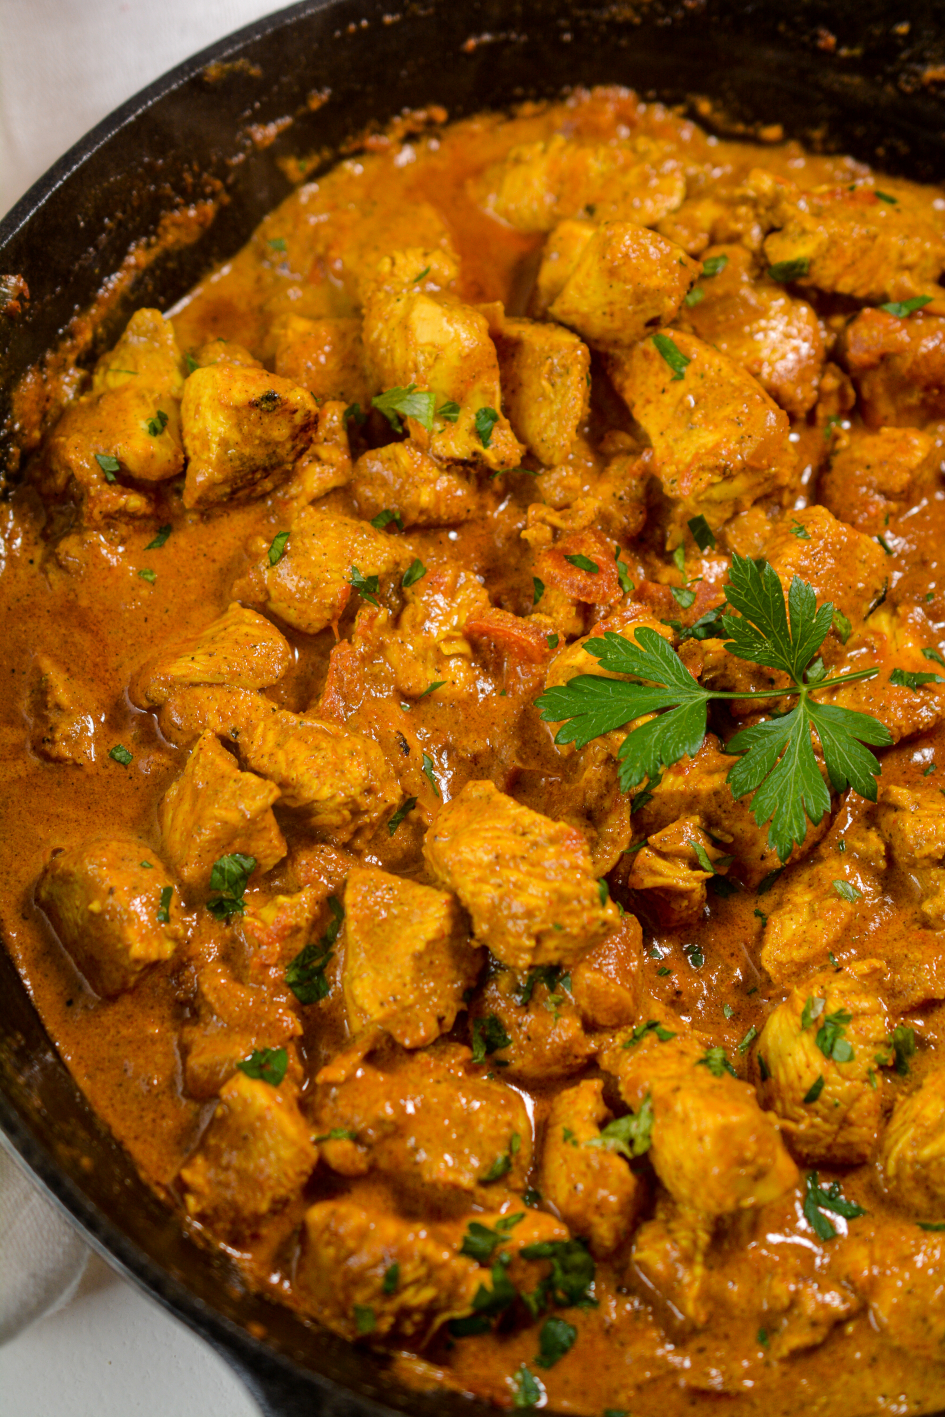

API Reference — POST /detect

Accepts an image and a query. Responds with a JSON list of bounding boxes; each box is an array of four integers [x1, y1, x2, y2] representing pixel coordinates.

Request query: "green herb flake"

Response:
[[737, 1024, 758, 1054], [697, 1046, 737, 1077], [370, 508, 403, 530], [651, 332, 690, 380], [483, 1152, 512, 1183], [461, 1221, 508, 1263], [723, 1003, 734, 1019], [657, 965, 672, 976], [95, 452, 120, 482], [237, 1046, 288, 1087], [412, 264, 431, 283], [880, 296, 933, 318], [815, 1008, 855, 1063], [689, 838, 716, 874], [387, 796, 418, 836], [108, 744, 133, 766], [421, 751, 440, 798], [353, 1304, 376, 1335], [535, 1315, 577, 1369], [382, 1263, 400, 1294], [833, 879, 862, 902], [146, 410, 169, 437], [701, 254, 728, 278], [803, 1170, 865, 1241], [923, 648, 945, 669], [138, 568, 157, 584], [313, 1127, 358, 1143], [768, 257, 810, 282], [371, 383, 436, 433], [585, 1095, 654, 1160], [286, 895, 343, 1004], [803, 1074, 825, 1104], [140, 860, 153, 869], [518, 1237, 596, 1309], [790, 521, 811, 540], [889, 1023, 917, 1075], [156, 885, 173, 924], [475, 406, 500, 447], [533, 576, 545, 606], [547, 633, 560, 649], [402, 558, 427, 589], [145, 525, 172, 550], [624, 1019, 675, 1048], [687, 514, 716, 551], [671, 584, 697, 609], [349, 565, 380, 606], [437, 399, 461, 422], [523, 1188, 542, 1208], [874, 190, 898, 204], [266, 530, 290, 566], [684, 286, 704, 307], [758, 1328, 769, 1348], [185, 353, 199, 375], [471, 1014, 512, 1064], [343, 402, 367, 427], [890, 668, 945, 690], [918, 1221, 945, 1231], [206, 852, 256, 920], [268, 236, 287, 252], [512, 1363, 543, 1408], [564, 553, 600, 574]]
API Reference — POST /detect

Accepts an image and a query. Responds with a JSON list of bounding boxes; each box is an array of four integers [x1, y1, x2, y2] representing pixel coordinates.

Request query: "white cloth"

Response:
[[0, 1144, 88, 1343]]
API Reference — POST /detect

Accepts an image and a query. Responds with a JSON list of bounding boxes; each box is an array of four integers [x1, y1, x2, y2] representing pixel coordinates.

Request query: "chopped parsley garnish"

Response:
[[388, 796, 418, 835], [923, 648, 945, 668], [371, 383, 436, 433], [890, 668, 944, 690], [475, 406, 500, 447], [471, 1013, 512, 1063], [314, 1127, 358, 1142], [623, 1019, 675, 1047], [684, 942, 705, 969], [156, 885, 172, 924], [268, 236, 287, 252], [482, 1152, 512, 1182], [689, 838, 717, 874], [421, 750, 440, 797], [518, 964, 566, 1006], [651, 332, 690, 380], [534, 1316, 577, 1369], [671, 584, 697, 609], [95, 452, 120, 481], [237, 1046, 288, 1087], [880, 295, 933, 318], [512, 1364, 543, 1408], [832, 609, 852, 644], [737, 1024, 758, 1054], [437, 399, 461, 422], [537, 553, 893, 862], [918, 1221, 945, 1231], [108, 744, 133, 765], [533, 576, 545, 606], [888, 1023, 917, 1075], [349, 565, 380, 606], [523, 1187, 542, 1208], [460, 1213, 524, 1263], [833, 879, 862, 902], [687, 514, 716, 551], [877, 533, 894, 556], [803, 1170, 865, 1241], [145, 525, 172, 550], [547, 633, 559, 649], [701, 254, 728, 278], [803, 1074, 825, 1104], [267, 530, 290, 565], [286, 896, 343, 1003], [874, 190, 897, 204], [815, 1009, 854, 1064], [684, 286, 704, 307], [697, 1046, 737, 1077], [206, 853, 256, 919], [586, 1095, 653, 1159], [140, 860, 153, 869], [382, 1263, 400, 1294], [768, 257, 810, 281], [185, 353, 199, 374], [564, 553, 600, 574], [614, 546, 634, 595], [801, 995, 826, 1031], [138, 568, 157, 584], [723, 1002, 734, 1019], [519, 1238, 596, 1310], [402, 558, 427, 588], [353, 1304, 376, 1335], [146, 410, 169, 437], [343, 402, 367, 427], [790, 521, 811, 540], [370, 508, 403, 530]]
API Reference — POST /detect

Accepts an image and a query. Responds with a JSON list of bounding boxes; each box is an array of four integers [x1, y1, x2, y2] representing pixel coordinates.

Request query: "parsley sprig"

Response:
[[537, 555, 893, 862]]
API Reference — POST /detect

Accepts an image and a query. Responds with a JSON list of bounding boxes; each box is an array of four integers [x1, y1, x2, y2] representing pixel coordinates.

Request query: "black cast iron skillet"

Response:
[[3, 2, 945, 1413]]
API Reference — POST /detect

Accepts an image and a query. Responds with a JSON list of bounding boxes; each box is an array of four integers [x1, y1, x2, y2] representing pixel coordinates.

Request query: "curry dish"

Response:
[[6, 86, 945, 1415]]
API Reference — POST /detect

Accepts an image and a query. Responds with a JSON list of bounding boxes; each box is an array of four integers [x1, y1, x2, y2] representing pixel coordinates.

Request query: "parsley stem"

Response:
[[704, 666, 880, 701]]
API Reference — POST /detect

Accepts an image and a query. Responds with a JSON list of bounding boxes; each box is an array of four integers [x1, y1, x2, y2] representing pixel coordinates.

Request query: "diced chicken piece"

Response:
[[180, 960, 302, 1098], [150, 685, 283, 750], [540, 1079, 645, 1258], [423, 780, 617, 969], [158, 731, 285, 889], [469, 967, 595, 1085], [569, 912, 643, 1029], [297, 1197, 480, 1343], [678, 244, 825, 417], [819, 426, 931, 533], [841, 309, 945, 428], [478, 134, 686, 233], [237, 709, 401, 843], [92, 308, 184, 398], [531, 219, 596, 316], [756, 961, 890, 1164], [624, 817, 730, 928], [548, 223, 699, 351], [312, 1043, 532, 1204], [374, 564, 492, 703], [36, 839, 183, 997], [762, 505, 887, 629], [826, 601, 945, 746], [179, 1072, 316, 1236], [273, 315, 371, 406], [879, 1067, 945, 1214], [28, 655, 95, 764], [876, 783, 945, 871], [342, 866, 482, 1047], [180, 364, 318, 508], [276, 399, 353, 512], [187, 339, 262, 371], [360, 249, 523, 472], [132, 603, 291, 707], [491, 317, 590, 466], [629, 1200, 715, 1325], [240, 887, 324, 969], [607, 331, 795, 547], [750, 170, 945, 305], [599, 1030, 798, 1216], [533, 528, 625, 608], [233, 506, 403, 636], [845, 1224, 945, 1361], [350, 440, 475, 528]]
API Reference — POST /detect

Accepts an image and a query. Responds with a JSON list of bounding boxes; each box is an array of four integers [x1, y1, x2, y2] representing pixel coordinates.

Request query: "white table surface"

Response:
[[0, 2, 289, 1412]]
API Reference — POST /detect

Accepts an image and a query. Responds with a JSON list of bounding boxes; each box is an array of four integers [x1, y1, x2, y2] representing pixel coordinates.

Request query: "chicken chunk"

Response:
[[313, 1043, 532, 1207], [28, 655, 95, 764], [297, 1197, 480, 1343], [600, 1029, 798, 1216], [342, 866, 482, 1048], [350, 440, 475, 528], [846, 1224, 945, 1361], [607, 331, 795, 546], [491, 317, 590, 466], [531, 219, 596, 316], [233, 506, 404, 636], [762, 505, 888, 629], [876, 783, 945, 871], [841, 309, 945, 428], [180, 364, 319, 508], [623, 817, 730, 928], [179, 1072, 316, 1236], [158, 731, 285, 889], [469, 966, 595, 1085], [361, 249, 523, 472], [539, 1079, 645, 1257], [827, 601, 945, 746], [879, 1068, 945, 1216], [678, 244, 825, 417], [237, 710, 402, 843], [93, 307, 184, 398], [149, 685, 284, 750], [273, 315, 371, 406], [547, 223, 699, 351], [819, 426, 931, 533], [478, 134, 685, 233], [423, 780, 617, 969], [36, 839, 183, 997], [751, 170, 945, 305], [132, 603, 291, 706], [532, 527, 625, 608], [180, 959, 303, 1098], [757, 962, 890, 1164]]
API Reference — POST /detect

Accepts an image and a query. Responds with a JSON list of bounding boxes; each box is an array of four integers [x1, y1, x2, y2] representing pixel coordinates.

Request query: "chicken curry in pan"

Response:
[[6, 86, 945, 1414]]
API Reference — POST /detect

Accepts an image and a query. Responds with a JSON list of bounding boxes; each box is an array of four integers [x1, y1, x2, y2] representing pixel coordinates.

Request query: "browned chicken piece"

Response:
[[423, 780, 617, 969], [28, 655, 95, 764], [844, 1223, 945, 1361], [188, 339, 262, 370], [750, 170, 945, 304], [180, 363, 319, 508], [342, 866, 482, 1048], [132, 603, 292, 707], [819, 426, 932, 533], [278, 398, 353, 508], [600, 1029, 798, 1216], [477, 133, 686, 233], [150, 685, 285, 750], [607, 330, 795, 547], [762, 505, 888, 629], [375, 564, 492, 704], [297, 1197, 480, 1343], [240, 887, 325, 968], [158, 731, 285, 889], [531, 219, 596, 316], [312, 1042, 532, 1205], [491, 316, 590, 466], [629, 1200, 715, 1325], [875, 784, 945, 929], [569, 912, 644, 1029], [36, 840, 183, 997], [827, 601, 945, 745], [349, 440, 476, 528], [93, 307, 184, 398], [623, 817, 730, 928], [237, 709, 402, 842], [179, 1072, 316, 1236], [677, 244, 825, 417], [180, 960, 303, 1098], [273, 314, 371, 406], [547, 223, 699, 351], [360, 248, 523, 473], [757, 961, 890, 1164], [841, 308, 945, 428], [879, 1067, 945, 1215], [539, 1079, 646, 1258], [469, 966, 595, 1085], [232, 506, 404, 636]]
